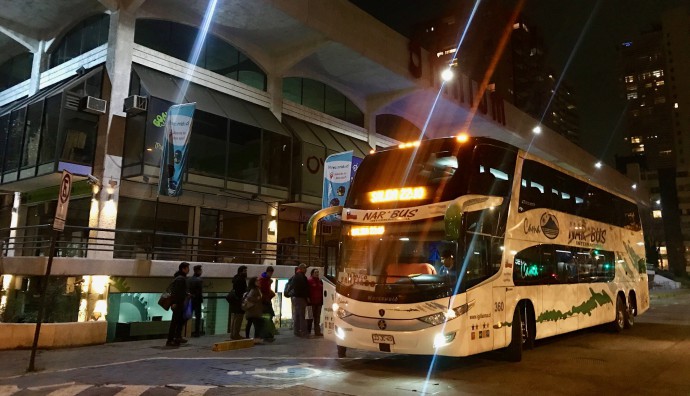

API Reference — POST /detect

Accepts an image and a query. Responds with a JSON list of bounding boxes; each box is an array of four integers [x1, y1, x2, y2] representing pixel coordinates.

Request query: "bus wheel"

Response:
[[523, 305, 536, 350], [505, 310, 523, 362], [625, 294, 635, 329], [612, 295, 625, 333], [337, 345, 347, 358]]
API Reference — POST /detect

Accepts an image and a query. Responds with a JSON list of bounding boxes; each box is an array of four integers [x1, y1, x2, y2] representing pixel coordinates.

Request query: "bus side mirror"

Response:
[[306, 206, 343, 245]]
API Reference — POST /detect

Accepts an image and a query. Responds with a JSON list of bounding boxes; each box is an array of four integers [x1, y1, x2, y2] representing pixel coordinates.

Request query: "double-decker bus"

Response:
[[308, 136, 649, 362]]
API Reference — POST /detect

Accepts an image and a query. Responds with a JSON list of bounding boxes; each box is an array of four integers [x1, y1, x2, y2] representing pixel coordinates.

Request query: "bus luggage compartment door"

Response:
[[492, 287, 507, 349]]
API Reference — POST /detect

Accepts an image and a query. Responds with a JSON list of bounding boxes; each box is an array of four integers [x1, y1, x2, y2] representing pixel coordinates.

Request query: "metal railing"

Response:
[[0, 224, 324, 267]]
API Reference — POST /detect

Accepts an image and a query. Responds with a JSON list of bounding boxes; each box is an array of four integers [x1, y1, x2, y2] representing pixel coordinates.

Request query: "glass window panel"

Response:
[[168, 24, 196, 63], [39, 94, 62, 167], [345, 98, 364, 126], [324, 85, 345, 120], [227, 121, 260, 184], [302, 79, 324, 112], [0, 115, 8, 174], [4, 108, 26, 174], [300, 142, 326, 197], [123, 112, 146, 169], [204, 36, 238, 78], [143, 97, 173, 167], [188, 110, 227, 179], [282, 77, 302, 104], [238, 70, 266, 91], [21, 101, 44, 172], [59, 110, 98, 165], [262, 130, 290, 188]]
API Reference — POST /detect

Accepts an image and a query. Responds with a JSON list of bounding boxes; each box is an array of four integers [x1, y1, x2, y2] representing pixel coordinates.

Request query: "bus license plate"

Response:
[[372, 334, 395, 344]]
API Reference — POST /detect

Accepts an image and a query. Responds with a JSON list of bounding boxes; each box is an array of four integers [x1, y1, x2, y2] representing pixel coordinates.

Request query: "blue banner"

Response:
[[322, 151, 353, 211], [158, 103, 196, 197]]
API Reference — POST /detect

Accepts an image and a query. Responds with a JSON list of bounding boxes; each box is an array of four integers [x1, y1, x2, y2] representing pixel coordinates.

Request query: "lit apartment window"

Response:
[[627, 85, 637, 91], [625, 75, 634, 83], [653, 210, 662, 218], [656, 80, 665, 86], [631, 137, 641, 144], [654, 96, 666, 104], [627, 92, 638, 100], [645, 82, 653, 88], [652, 70, 663, 78], [675, 103, 679, 109], [632, 145, 645, 153]]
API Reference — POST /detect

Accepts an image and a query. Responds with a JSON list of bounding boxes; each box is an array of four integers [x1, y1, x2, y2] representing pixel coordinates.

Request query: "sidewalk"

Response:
[[0, 330, 334, 380]]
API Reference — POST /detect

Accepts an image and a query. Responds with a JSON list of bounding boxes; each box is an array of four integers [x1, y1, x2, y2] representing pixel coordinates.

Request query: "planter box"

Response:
[[0, 321, 107, 350]]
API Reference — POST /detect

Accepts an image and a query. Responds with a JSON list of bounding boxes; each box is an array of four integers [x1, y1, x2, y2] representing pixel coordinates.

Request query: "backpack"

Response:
[[283, 276, 295, 298]]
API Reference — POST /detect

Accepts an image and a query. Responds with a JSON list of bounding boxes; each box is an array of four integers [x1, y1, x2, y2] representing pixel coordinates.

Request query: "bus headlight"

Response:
[[418, 312, 448, 326], [335, 307, 352, 319], [418, 304, 469, 326], [433, 332, 457, 348]]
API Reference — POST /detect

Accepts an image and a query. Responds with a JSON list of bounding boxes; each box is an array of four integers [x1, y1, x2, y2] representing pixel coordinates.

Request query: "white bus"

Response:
[[308, 136, 649, 361]]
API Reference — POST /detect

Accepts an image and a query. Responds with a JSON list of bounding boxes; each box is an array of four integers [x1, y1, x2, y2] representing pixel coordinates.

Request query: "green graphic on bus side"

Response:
[[537, 288, 612, 323], [624, 242, 645, 274], [502, 288, 613, 328]]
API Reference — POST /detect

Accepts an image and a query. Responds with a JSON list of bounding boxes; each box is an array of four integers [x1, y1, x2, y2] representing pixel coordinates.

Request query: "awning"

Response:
[[133, 64, 290, 137], [283, 116, 325, 147], [0, 72, 82, 117]]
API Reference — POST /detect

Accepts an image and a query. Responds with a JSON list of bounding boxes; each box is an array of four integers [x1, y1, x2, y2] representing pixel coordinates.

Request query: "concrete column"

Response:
[[267, 74, 283, 121], [363, 111, 378, 149], [87, 10, 136, 259], [28, 41, 46, 96]]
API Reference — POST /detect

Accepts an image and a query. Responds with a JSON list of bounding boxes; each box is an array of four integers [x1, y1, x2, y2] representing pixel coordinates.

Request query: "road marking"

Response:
[[171, 385, 216, 395], [106, 384, 152, 396], [0, 385, 20, 395], [227, 363, 322, 380], [45, 384, 92, 395]]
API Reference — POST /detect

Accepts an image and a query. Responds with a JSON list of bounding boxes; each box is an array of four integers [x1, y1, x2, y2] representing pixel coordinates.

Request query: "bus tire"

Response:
[[625, 294, 635, 329], [337, 345, 347, 358], [505, 309, 523, 362], [523, 304, 536, 350], [611, 295, 625, 333]]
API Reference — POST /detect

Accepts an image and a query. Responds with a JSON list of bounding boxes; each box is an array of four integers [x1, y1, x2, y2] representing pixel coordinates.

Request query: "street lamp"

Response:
[[441, 67, 454, 82]]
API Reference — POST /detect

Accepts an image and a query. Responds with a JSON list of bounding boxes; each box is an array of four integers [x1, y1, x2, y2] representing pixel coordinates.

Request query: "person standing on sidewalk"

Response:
[[228, 265, 248, 339], [291, 263, 310, 337], [166, 262, 190, 347], [307, 268, 324, 336], [243, 276, 265, 343], [258, 266, 276, 341], [188, 265, 204, 337]]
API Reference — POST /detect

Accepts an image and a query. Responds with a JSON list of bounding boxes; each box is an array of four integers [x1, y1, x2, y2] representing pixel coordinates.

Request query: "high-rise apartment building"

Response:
[[618, 5, 690, 276], [411, 5, 580, 145]]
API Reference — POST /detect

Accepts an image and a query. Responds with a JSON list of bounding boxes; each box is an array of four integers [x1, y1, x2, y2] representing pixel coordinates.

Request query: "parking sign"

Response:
[[54, 171, 72, 231]]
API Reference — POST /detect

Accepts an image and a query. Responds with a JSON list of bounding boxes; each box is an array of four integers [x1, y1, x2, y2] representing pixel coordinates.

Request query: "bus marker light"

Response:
[[350, 226, 385, 237], [369, 187, 426, 203], [335, 326, 346, 340]]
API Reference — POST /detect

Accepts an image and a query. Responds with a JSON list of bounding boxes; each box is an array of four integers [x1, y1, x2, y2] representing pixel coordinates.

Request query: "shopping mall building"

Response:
[[0, 0, 631, 344]]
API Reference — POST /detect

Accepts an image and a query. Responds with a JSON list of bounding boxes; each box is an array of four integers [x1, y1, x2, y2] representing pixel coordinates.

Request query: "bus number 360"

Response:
[[494, 302, 504, 312]]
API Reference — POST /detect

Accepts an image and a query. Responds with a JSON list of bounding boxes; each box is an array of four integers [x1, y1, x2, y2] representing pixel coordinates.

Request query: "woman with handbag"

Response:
[[228, 266, 248, 339], [243, 276, 265, 343]]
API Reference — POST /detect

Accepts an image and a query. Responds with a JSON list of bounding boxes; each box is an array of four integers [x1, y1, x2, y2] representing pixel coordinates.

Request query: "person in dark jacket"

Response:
[[188, 265, 204, 337], [291, 263, 310, 337], [166, 262, 190, 347], [307, 268, 324, 336], [244, 276, 265, 343], [228, 265, 248, 339]]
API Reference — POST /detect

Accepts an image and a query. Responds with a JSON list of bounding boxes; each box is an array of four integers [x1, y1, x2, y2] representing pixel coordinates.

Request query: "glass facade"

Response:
[[134, 19, 267, 91], [123, 73, 291, 192], [0, 52, 32, 90], [49, 14, 110, 68], [0, 67, 104, 184], [283, 77, 364, 126]]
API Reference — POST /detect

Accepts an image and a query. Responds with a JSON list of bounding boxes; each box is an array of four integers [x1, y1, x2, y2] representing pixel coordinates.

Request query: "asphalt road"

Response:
[[0, 288, 688, 395]]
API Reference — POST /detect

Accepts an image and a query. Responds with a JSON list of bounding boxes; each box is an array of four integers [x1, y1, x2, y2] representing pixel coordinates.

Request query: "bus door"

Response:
[[321, 240, 339, 341]]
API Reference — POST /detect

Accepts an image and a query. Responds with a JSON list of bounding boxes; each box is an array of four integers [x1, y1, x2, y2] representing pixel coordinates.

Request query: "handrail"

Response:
[[0, 224, 323, 267]]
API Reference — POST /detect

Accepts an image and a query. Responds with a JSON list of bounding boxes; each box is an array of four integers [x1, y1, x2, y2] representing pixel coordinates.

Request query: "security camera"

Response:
[[86, 174, 100, 185]]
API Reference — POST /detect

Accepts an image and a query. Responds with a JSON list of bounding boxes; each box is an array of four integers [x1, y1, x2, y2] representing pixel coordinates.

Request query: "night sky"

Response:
[[351, 0, 690, 164]]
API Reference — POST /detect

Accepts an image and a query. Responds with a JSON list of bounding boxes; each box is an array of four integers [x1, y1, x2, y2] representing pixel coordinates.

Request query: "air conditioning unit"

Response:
[[124, 95, 148, 114], [80, 96, 107, 115]]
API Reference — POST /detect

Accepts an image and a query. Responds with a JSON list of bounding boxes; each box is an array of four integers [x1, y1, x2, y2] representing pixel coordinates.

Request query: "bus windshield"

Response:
[[337, 220, 458, 303]]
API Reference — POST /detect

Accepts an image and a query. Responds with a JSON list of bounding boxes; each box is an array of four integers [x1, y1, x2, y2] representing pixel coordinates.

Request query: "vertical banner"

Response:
[[158, 103, 196, 197], [322, 151, 353, 211]]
